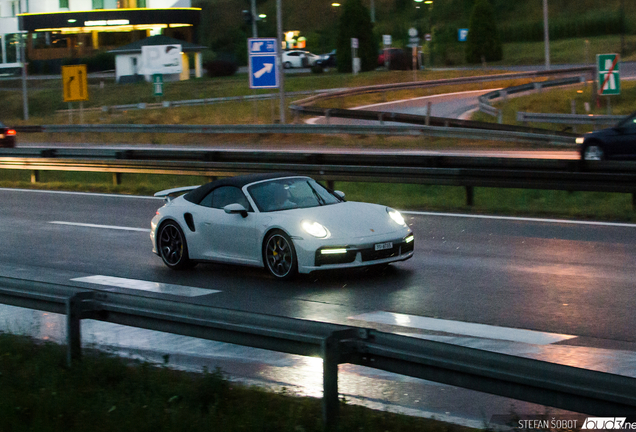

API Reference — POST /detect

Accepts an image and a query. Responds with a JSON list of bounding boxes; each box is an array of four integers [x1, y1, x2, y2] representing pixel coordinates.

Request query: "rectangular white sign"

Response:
[[140, 44, 183, 75]]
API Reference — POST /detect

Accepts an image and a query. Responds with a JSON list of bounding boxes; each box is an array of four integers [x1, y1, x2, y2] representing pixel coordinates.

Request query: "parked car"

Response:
[[578, 111, 636, 160], [316, 50, 336, 67], [282, 50, 320, 69], [151, 173, 414, 280], [378, 48, 419, 70], [0, 122, 16, 148]]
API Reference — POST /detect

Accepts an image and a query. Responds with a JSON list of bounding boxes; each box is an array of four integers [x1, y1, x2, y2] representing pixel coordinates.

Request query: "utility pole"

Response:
[[277, 0, 286, 124], [20, 33, 29, 120], [251, 0, 257, 38], [543, 0, 550, 70]]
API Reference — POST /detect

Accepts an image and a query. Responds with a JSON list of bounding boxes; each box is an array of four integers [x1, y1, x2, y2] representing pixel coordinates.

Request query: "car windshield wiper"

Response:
[[307, 182, 326, 206]]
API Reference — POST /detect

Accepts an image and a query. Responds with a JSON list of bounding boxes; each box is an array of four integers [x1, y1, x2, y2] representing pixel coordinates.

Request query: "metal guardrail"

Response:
[[478, 76, 587, 120], [11, 123, 577, 144], [292, 66, 595, 107], [291, 106, 576, 138], [56, 89, 343, 114], [2, 150, 636, 208], [517, 112, 624, 126], [0, 275, 634, 432]]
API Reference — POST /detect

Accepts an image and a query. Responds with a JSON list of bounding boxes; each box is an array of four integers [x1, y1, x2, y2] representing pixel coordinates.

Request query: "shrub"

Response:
[[204, 60, 238, 77], [465, 0, 503, 64], [311, 64, 324, 74]]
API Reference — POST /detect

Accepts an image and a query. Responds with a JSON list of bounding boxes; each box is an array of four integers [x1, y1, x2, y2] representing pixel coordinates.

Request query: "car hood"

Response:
[[584, 127, 620, 140], [281, 201, 407, 239]]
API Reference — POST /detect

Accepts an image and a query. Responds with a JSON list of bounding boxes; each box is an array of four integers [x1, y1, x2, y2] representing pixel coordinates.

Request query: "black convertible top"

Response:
[[183, 172, 301, 204]]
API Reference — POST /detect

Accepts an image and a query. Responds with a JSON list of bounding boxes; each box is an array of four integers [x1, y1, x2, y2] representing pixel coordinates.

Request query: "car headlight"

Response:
[[302, 220, 328, 238], [575, 137, 585, 144], [387, 208, 405, 226]]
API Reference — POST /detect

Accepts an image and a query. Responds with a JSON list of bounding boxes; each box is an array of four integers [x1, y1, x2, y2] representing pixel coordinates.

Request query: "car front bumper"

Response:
[[294, 232, 414, 274]]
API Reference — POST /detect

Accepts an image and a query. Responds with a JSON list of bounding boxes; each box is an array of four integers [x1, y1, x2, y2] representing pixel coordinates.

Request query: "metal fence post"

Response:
[[466, 186, 474, 206], [322, 334, 339, 432], [321, 328, 364, 432], [66, 291, 96, 367], [31, 170, 39, 183]]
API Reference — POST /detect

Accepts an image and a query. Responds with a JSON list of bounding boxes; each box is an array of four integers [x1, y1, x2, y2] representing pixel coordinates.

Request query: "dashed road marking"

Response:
[[72, 275, 220, 297], [349, 311, 576, 345]]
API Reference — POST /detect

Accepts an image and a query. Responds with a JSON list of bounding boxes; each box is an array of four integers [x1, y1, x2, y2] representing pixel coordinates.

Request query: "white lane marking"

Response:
[[72, 275, 219, 297], [49, 221, 151, 232], [0, 188, 161, 200], [401, 211, 636, 228], [349, 311, 576, 345], [305, 89, 501, 124]]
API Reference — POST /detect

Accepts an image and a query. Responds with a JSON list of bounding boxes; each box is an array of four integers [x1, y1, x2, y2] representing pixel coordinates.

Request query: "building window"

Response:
[[92, 0, 104, 9], [59, 0, 69, 9]]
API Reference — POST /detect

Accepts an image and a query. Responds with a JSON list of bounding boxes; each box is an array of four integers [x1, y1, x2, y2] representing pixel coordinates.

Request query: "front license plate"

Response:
[[374, 241, 393, 251]]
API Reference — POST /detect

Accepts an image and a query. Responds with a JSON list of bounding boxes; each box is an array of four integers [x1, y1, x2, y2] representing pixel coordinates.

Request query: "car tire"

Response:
[[582, 143, 605, 161], [284, 61, 292, 69], [263, 230, 298, 280], [158, 221, 193, 270]]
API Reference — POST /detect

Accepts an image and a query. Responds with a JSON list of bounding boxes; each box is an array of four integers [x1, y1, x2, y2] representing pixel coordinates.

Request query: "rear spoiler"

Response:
[[154, 185, 200, 202]]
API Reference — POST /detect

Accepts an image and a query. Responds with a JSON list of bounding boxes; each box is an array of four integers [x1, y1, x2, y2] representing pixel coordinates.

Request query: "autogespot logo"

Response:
[[582, 418, 633, 430]]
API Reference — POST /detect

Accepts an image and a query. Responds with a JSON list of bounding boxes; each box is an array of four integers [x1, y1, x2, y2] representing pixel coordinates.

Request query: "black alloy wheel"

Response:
[[158, 221, 191, 270], [264, 231, 298, 280]]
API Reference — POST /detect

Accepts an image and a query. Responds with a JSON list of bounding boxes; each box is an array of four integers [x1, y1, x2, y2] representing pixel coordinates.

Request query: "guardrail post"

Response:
[[325, 109, 331, 125], [30, 170, 39, 183], [497, 109, 503, 124], [426, 101, 432, 126], [322, 328, 364, 432], [466, 186, 474, 206], [66, 291, 96, 367], [113, 173, 121, 186]]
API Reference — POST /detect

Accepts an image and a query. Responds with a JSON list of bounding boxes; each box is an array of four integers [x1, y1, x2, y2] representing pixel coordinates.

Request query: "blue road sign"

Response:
[[248, 37, 279, 89], [249, 39, 277, 54], [249, 55, 278, 88], [458, 28, 469, 42]]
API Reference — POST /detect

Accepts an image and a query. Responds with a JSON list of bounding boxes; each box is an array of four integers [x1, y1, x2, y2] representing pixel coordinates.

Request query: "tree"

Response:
[[336, 0, 377, 73], [465, 0, 503, 64]]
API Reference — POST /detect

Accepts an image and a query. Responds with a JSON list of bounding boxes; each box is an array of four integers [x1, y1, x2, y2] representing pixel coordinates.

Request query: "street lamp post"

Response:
[[543, 0, 550, 70], [277, 0, 286, 124]]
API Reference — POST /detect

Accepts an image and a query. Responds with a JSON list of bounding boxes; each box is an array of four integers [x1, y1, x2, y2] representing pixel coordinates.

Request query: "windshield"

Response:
[[247, 178, 342, 212]]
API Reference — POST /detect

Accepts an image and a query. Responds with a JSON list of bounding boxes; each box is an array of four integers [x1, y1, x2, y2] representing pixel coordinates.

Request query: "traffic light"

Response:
[[242, 10, 253, 25]]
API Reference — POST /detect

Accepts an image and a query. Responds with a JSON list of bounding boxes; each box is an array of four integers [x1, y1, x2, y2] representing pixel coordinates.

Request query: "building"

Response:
[[0, 0, 200, 71]]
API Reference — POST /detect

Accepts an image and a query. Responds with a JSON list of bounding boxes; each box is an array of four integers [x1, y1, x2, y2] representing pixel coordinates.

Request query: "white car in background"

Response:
[[281, 50, 320, 68], [151, 173, 414, 280]]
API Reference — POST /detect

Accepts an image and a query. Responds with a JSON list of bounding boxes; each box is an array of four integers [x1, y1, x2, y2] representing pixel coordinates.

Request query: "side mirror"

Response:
[[334, 190, 345, 199], [223, 203, 248, 218]]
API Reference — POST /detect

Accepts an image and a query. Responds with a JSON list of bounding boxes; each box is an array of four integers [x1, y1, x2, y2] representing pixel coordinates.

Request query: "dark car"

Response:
[[316, 50, 336, 67], [0, 122, 16, 148], [578, 111, 636, 160]]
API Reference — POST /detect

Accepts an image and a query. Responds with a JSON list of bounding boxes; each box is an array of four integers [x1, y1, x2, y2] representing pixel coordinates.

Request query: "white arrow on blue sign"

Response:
[[248, 38, 279, 89]]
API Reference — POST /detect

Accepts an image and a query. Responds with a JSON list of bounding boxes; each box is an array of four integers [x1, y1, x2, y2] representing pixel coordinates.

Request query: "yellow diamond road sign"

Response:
[[62, 65, 89, 102]]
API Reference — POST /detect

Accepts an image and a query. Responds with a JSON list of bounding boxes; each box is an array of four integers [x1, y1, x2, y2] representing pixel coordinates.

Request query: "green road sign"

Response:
[[153, 74, 163, 97], [597, 53, 620, 95]]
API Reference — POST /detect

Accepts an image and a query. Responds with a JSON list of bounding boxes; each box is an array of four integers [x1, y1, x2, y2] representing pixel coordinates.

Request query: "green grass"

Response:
[[2, 170, 635, 222], [0, 333, 476, 432]]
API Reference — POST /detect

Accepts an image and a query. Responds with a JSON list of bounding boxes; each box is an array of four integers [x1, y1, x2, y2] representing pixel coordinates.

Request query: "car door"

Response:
[[613, 118, 636, 159], [196, 186, 260, 264]]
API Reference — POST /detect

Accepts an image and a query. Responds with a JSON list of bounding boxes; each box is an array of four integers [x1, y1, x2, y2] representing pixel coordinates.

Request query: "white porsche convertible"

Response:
[[151, 173, 414, 279]]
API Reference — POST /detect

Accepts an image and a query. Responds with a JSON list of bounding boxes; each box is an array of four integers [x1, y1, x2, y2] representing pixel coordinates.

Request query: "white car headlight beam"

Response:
[[302, 220, 328, 238], [387, 208, 406, 226]]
